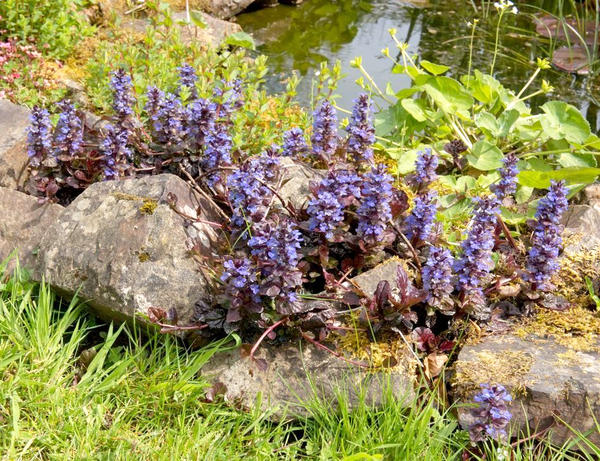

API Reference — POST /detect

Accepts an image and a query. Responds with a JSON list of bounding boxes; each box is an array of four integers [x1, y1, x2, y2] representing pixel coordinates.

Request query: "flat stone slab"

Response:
[[0, 100, 31, 189], [38, 174, 221, 335], [0, 187, 63, 273], [453, 334, 600, 447], [202, 339, 417, 419]]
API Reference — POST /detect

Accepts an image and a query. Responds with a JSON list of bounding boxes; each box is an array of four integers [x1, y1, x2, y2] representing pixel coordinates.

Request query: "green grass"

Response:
[[0, 265, 597, 460]]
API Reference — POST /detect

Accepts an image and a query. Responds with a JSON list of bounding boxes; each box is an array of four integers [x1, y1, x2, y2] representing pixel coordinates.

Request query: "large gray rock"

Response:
[[202, 338, 417, 419], [0, 188, 63, 272], [122, 11, 241, 47], [562, 205, 600, 251], [453, 334, 600, 448], [0, 100, 31, 189], [195, 0, 256, 19], [38, 174, 221, 333]]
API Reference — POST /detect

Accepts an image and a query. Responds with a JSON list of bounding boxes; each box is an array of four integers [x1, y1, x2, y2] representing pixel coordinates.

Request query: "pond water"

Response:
[[237, 0, 600, 131]]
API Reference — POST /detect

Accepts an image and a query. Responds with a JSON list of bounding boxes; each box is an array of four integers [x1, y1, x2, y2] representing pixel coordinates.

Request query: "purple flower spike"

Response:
[[227, 150, 280, 228], [469, 384, 512, 443], [311, 100, 338, 163], [202, 123, 232, 187], [282, 127, 308, 157], [101, 123, 131, 180], [491, 153, 519, 201], [525, 180, 568, 291], [410, 148, 438, 187], [221, 257, 262, 324], [27, 106, 52, 166], [110, 68, 134, 120], [404, 190, 438, 243], [307, 190, 345, 240], [422, 246, 454, 314], [346, 93, 375, 164], [54, 100, 83, 157], [248, 217, 304, 311], [187, 98, 217, 150], [177, 63, 198, 98], [145, 86, 164, 119], [152, 93, 187, 145], [454, 196, 500, 304], [356, 164, 393, 245]]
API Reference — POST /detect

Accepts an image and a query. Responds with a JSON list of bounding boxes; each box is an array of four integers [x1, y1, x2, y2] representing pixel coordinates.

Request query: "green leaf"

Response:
[[189, 10, 208, 28], [515, 185, 534, 204], [420, 60, 450, 75], [518, 167, 600, 188], [400, 98, 428, 122], [540, 101, 591, 144], [392, 149, 420, 174], [422, 76, 474, 113], [466, 141, 504, 171], [497, 109, 519, 137], [557, 153, 597, 168], [500, 207, 528, 225], [439, 198, 472, 220], [223, 32, 256, 50], [474, 112, 498, 136]]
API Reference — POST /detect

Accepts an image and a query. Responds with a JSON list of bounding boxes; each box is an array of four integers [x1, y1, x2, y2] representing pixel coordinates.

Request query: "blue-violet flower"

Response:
[[356, 164, 394, 245], [491, 153, 519, 201], [27, 106, 52, 166], [404, 190, 438, 243], [346, 93, 375, 164], [311, 99, 338, 162], [525, 180, 568, 291], [469, 384, 512, 442]]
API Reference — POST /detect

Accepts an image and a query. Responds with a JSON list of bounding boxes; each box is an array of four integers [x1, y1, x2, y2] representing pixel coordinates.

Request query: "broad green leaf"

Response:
[[395, 88, 418, 100], [540, 101, 591, 144], [500, 207, 528, 225], [420, 60, 450, 75], [475, 112, 499, 137], [497, 109, 519, 137], [388, 148, 420, 174], [515, 185, 534, 204], [518, 167, 600, 188], [526, 158, 553, 171], [557, 153, 597, 168], [223, 32, 256, 50], [189, 10, 207, 28], [467, 141, 504, 171], [477, 172, 501, 188], [439, 198, 472, 220], [456, 175, 477, 192], [401, 98, 428, 122], [422, 76, 474, 113]]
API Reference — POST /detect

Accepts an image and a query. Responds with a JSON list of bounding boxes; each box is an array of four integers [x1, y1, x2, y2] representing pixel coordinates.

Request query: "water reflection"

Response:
[[237, 0, 600, 131]]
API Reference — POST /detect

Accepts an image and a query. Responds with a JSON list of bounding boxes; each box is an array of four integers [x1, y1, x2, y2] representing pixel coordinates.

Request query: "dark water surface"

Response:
[[237, 0, 600, 131]]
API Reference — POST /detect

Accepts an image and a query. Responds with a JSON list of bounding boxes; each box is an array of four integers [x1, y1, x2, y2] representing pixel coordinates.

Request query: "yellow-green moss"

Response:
[[138, 251, 151, 263], [452, 349, 534, 399], [111, 192, 158, 215], [515, 306, 600, 352], [551, 234, 600, 306], [139, 199, 158, 215]]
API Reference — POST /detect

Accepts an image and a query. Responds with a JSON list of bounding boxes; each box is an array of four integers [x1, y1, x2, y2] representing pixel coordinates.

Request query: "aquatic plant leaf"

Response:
[[518, 167, 600, 188], [420, 60, 449, 76], [422, 76, 474, 114], [224, 32, 256, 50], [466, 141, 504, 171], [541, 101, 591, 144]]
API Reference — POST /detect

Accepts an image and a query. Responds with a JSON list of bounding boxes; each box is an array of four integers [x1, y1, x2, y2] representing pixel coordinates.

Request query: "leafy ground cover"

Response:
[[0, 266, 597, 460]]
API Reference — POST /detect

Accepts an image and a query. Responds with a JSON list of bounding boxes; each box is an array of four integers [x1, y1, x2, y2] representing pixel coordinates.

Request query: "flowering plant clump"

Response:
[[24, 65, 574, 362], [469, 384, 513, 443]]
